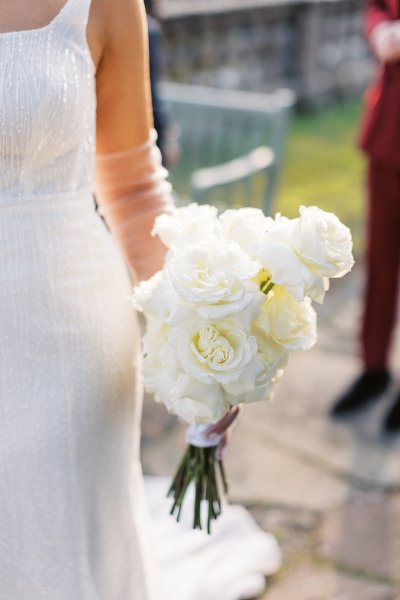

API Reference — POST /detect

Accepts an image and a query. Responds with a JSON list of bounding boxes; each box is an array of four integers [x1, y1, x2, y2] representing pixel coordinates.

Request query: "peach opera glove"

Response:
[[94, 129, 174, 281]]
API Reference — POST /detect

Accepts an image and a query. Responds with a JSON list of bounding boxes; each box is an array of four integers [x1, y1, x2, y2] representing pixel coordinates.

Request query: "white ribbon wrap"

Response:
[[185, 424, 223, 448]]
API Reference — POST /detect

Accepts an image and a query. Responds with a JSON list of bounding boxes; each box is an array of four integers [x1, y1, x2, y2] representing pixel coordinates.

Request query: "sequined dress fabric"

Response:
[[0, 1, 158, 598]]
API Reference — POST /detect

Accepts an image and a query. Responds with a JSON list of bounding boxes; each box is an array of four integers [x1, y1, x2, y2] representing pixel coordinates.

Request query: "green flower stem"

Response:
[[217, 458, 229, 494], [167, 444, 228, 534], [260, 279, 275, 296]]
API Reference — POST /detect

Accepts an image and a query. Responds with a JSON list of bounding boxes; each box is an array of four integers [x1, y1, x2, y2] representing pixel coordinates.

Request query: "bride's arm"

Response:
[[90, 0, 174, 281], [90, 0, 240, 452]]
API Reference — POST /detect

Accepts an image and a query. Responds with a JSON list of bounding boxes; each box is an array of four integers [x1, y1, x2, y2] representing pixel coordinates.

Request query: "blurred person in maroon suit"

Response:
[[332, 0, 400, 432]]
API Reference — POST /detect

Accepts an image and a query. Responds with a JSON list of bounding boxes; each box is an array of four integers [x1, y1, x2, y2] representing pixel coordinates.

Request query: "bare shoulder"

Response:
[[91, 0, 152, 151], [89, 0, 146, 52]]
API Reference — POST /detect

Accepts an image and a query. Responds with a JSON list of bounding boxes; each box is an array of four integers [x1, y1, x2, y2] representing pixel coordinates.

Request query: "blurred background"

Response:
[[141, 1, 400, 598]]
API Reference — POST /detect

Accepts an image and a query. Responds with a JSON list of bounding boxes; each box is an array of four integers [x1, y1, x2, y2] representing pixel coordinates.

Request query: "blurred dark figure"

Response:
[[144, 0, 176, 165], [332, 0, 400, 432]]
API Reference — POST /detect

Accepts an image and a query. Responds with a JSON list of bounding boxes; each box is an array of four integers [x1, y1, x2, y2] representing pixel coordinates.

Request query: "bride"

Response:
[[0, 0, 279, 597]]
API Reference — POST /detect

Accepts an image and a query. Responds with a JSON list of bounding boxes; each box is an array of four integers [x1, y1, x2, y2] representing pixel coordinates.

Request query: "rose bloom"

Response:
[[132, 271, 166, 317], [133, 274, 195, 325], [168, 376, 230, 425], [169, 315, 258, 388], [152, 203, 222, 248], [142, 318, 231, 425], [255, 224, 329, 303], [292, 205, 354, 278], [145, 365, 229, 425], [142, 319, 177, 412], [254, 208, 353, 302], [242, 317, 289, 403], [167, 240, 261, 319], [219, 207, 273, 256], [255, 285, 317, 352]]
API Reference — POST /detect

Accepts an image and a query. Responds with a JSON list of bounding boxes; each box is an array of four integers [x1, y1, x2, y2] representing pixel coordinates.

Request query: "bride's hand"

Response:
[[205, 406, 241, 460]]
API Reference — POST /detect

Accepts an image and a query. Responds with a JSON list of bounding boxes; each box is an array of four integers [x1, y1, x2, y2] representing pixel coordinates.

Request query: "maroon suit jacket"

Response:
[[359, 0, 400, 167]]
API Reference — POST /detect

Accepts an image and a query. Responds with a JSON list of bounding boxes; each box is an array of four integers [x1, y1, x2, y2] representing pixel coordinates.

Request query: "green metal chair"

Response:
[[160, 82, 296, 215]]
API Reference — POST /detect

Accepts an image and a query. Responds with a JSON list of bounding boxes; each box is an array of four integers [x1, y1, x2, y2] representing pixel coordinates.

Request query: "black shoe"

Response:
[[331, 369, 390, 417], [383, 393, 400, 433]]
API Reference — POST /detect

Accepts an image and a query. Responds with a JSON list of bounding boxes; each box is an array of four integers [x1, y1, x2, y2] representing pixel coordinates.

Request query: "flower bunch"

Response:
[[133, 203, 354, 531]]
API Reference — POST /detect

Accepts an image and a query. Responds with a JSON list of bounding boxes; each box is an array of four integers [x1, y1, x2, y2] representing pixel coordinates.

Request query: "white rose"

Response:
[[142, 319, 173, 363], [254, 208, 351, 303], [169, 316, 257, 386], [255, 233, 329, 303], [240, 348, 285, 405], [133, 275, 195, 325], [142, 320, 178, 411], [143, 364, 179, 413], [131, 271, 165, 315], [292, 206, 354, 278], [255, 285, 317, 351], [253, 322, 288, 380], [238, 309, 291, 404], [243, 378, 275, 404], [222, 354, 269, 396], [142, 320, 231, 425], [169, 376, 230, 425], [167, 240, 261, 319], [253, 328, 289, 372], [151, 203, 222, 248], [219, 207, 273, 255]]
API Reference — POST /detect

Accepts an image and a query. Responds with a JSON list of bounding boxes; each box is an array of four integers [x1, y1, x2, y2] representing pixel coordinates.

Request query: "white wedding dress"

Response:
[[0, 0, 280, 598]]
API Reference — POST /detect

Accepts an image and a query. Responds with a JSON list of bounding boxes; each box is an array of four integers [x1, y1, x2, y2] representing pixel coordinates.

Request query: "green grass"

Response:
[[277, 100, 366, 257]]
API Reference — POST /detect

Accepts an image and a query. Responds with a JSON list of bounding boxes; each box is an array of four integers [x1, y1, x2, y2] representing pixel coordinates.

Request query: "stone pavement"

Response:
[[141, 266, 400, 600]]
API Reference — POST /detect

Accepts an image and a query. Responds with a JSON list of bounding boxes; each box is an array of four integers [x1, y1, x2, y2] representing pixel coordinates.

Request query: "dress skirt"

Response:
[[0, 192, 158, 599]]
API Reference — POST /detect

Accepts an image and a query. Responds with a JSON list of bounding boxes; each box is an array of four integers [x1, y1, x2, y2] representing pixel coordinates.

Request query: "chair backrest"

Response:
[[160, 82, 296, 212]]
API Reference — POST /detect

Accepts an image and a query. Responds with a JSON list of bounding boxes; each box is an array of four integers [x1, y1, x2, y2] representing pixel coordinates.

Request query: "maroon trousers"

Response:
[[362, 160, 400, 369]]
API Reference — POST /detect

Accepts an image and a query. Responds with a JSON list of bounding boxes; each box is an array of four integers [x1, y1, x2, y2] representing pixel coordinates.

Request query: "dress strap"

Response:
[[53, 0, 93, 38], [52, 0, 94, 68]]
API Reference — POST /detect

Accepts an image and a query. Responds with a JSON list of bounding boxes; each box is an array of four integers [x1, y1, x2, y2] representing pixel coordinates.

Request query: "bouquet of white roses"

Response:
[[133, 203, 354, 533]]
